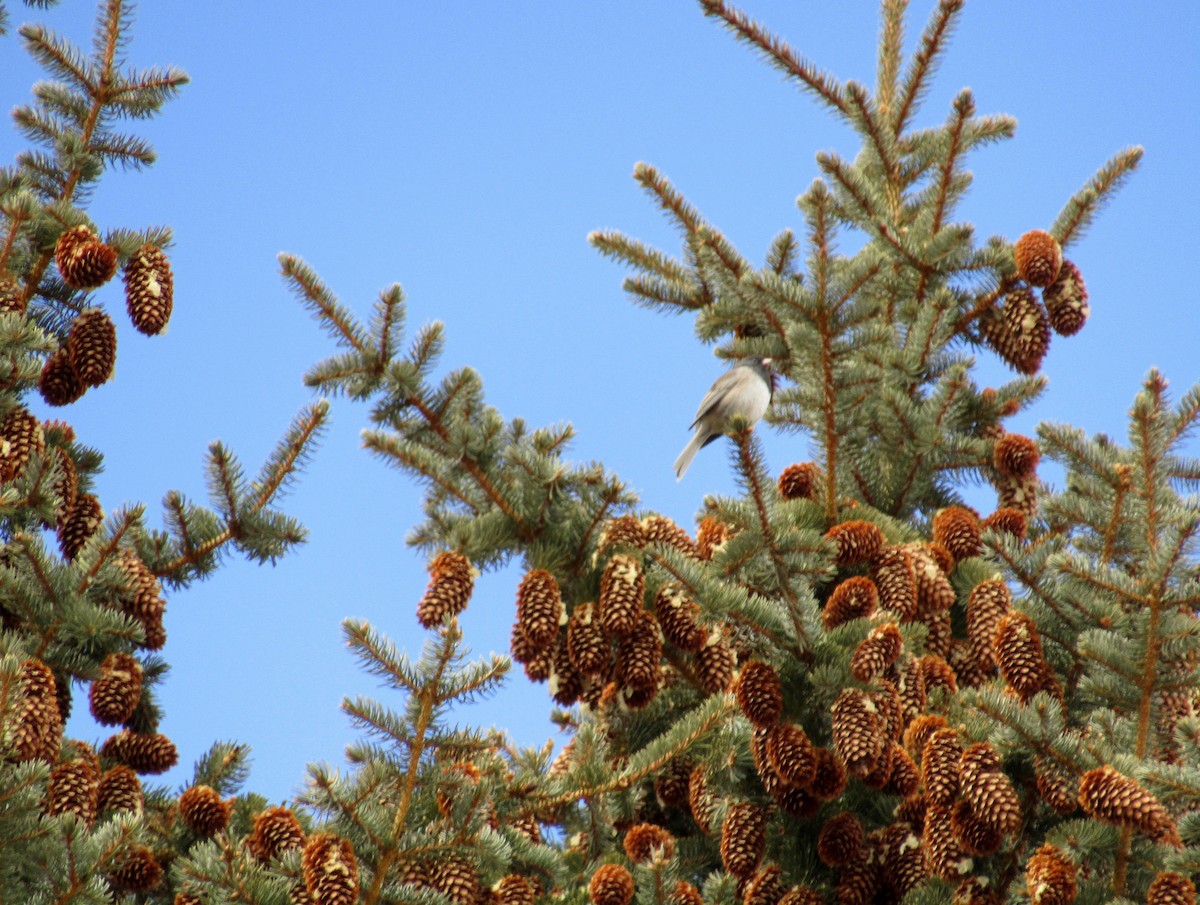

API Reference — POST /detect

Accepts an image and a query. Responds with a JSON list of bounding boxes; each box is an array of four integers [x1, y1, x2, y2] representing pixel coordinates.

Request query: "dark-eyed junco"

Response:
[[674, 356, 773, 480]]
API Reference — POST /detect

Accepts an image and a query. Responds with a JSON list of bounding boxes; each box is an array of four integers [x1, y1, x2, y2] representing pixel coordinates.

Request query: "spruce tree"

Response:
[[1, 1, 1196, 904]]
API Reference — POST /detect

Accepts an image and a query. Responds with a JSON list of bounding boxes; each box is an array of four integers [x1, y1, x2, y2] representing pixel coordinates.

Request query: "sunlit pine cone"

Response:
[[13, 660, 63, 763], [897, 657, 927, 723], [823, 576, 878, 629], [1034, 755, 1078, 814], [850, 622, 903, 682], [817, 811, 864, 867], [959, 743, 1020, 836], [49, 446, 79, 527], [302, 833, 359, 905], [623, 823, 675, 863], [695, 637, 735, 695], [696, 515, 732, 560], [744, 866, 784, 905], [654, 759, 692, 808], [516, 568, 563, 647], [884, 744, 921, 797], [778, 462, 821, 500], [115, 549, 167, 650], [642, 514, 698, 558], [667, 881, 704, 905], [909, 544, 956, 617], [919, 655, 958, 697], [766, 722, 817, 786], [997, 471, 1040, 521], [923, 609, 953, 659], [873, 680, 902, 741], [902, 714, 946, 760], [983, 287, 1051, 375], [549, 636, 583, 706], [44, 758, 99, 824], [950, 799, 1002, 856], [878, 821, 929, 897], [860, 739, 897, 791], [0, 406, 44, 482], [0, 272, 24, 315], [1077, 765, 1181, 846], [510, 617, 550, 681], [39, 347, 84, 407], [616, 609, 661, 692], [1043, 259, 1089, 336], [982, 506, 1027, 540], [1147, 873, 1197, 905], [870, 546, 917, 618], [417, 551, 476, 628], [721, 802, 767, 878], [922, 728, 963, 806], [97, 765, 143, 815], [835, 851, 882, 905], [688, 766, 716, 834], [597, 515, 646, 554], [57, 492, 102, 561], [826, 520, 885, 566], [1025, 843, 1077, 905], [966, 579, 1011, 671], [654, 585, 706, 652], [736, 661, 783, 727], [994, 433, 1039, 479], [948, 640, 990, 689], [772, 781, 821, 821], [110, 844, 163, 893], [1013, 229, 1062, 288], [993, 611, 1049, 702], [68, 308, 117, 388], [100, 730, 178, 775], [89, 652, 143, 725], [124, 244, 174, 335], [810, 747, 848, 801], [599, 553, 644, 637], [567, 602, 610, 674], [56, 225, 117, 290], [832, 688, 883, 778], [495, 876, 535, 905], [589, 864, 634, 905], [923, 802, 969, 881], [179, 784, 231, 836], [247, 806, 306, 861], [932, 506, 981, 562]]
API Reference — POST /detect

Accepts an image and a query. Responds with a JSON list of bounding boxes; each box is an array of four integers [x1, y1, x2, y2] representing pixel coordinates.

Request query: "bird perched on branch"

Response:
[[673, 356, 774, 480]]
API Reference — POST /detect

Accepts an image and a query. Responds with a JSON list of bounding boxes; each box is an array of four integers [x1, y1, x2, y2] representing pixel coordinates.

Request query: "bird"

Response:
[[673, 356, 774, 480]]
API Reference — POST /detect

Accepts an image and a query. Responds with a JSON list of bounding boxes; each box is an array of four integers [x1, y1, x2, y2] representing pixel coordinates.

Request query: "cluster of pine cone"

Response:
[[980, 229, 1089, 375]]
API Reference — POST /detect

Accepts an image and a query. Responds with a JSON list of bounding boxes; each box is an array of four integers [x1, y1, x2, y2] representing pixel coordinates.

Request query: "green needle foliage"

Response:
[[1, 2, 1196, 904]]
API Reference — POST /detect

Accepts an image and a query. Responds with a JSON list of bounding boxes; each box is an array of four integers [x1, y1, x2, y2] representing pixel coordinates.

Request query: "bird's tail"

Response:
[[673, 432, 704, 481]]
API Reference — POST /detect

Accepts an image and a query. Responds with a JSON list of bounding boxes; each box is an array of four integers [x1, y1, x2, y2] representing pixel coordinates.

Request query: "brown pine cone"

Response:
[[589, 864, 634, 905], [744, 866, 784, 905], [721, 802, 767, 878], [597, 515, 646, 553], [642, 514, 698, 557], [109, 844, 163, 893], [247, 806, 306, 861], [0, 272, 24, 315], [922, 728, 963, 806], [97, 765, 143, 815], [417, 551, 476, 628], [994, 433, 1039, 479], [653, 758, 692, 808], [695, 515, 732, 560], [870, 546, 918, 618], [1147, 873, 1197, 905], [766, 722, 817, 787], [982, 506, 1027, 539], [994, 610, 1049, 702], [124, 244, 174, 335], [982, 287, 1051, 375], [817, 811, 863, 867], [616, 609, 662, 693], [57, 492, 102, 560], [623, 823, 675, 863], [1043, 259, 1089, 336], [44, 758, 99, 824], [736, 661, 783, 727], [959, 743, 1020, 836], [778, 462, 821, 501], [1025, 843, 1077, 905], [495, 876, 536, 905], [516, 568, 563, 646], [831, 688, 883, 777], [850, 622, 903, 681], [809, 747, 847, 800], [950, 799, 1002, 856], [1078, 765, 1181, 846], [932, 506, 981, 561], [822, 576, 878, 628], [100, 730, 178, 775], [302, 833, 359, 905], [923, 802, 968, 881], [695, 638, 735, 695], [826, 520, 885, 566], [56, 225, 117, 289], [1013, 229, 1062, 288], [39, 347, 84, 407], [966, 578, 1011, 671], [654, 585, 707, 652], [89, 652, 143, 725], [688, 766, 716, 834], [598, 553, 644, 637], [68, 308, 117, 387], [567, 602, 610, 674], [180, 784, 231, 836], [0, 407, 44, 482]]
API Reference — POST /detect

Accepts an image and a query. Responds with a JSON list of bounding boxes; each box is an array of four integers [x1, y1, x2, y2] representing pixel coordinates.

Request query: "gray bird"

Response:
[[673, 356, 774, 480]]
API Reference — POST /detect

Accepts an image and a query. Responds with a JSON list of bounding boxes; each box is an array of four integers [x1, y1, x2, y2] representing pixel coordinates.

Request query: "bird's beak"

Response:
[[761, 357, 773, 369]]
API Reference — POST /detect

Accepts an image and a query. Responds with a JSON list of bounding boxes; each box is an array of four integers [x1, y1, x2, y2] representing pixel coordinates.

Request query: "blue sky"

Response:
[[3, 2, 1197, 803]]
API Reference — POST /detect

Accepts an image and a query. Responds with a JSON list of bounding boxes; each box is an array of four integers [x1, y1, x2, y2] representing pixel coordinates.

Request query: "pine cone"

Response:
[[124, 244, 174, 335], [89, 652, 143, 725], [0, 272, 24, 315], [721, 802, 767, 878], [417, 551, 476, 628], [116, 549, 167, 649], [97, 765, 143, 815], [966, 578, 1011, 671], [744, 866, 784, 905], [616, 609, 662, 693], [0, 407, 44, 482], [496, 876, 535, 905], [870, 546, 918, 618], [1034, 755, 1078, 814], [56, 225, 117, 289], [922, 728, 963, 806], [597, 515, 646, 553], [549, 635, 583, 707], [923, 801, 969, 881], [100, 730, 178, 775], [623, 823, 674, 863], [589, 864, 634, 905], [993, 610, 1049, 702], [836, 852, 883, 905], [599, 553, 644, 636], [68, 308, 117, 387], [817, 811, 864, 866], [1013, 229, 1062, 288], [1078, 765, 1181, 846], [1025, 843, 1077, 905], [654, 585, 706, 652], [959, 743, 1020, 836], [39, 347, 84, 407], [919, 654, 958, 697], [1043, 259, 1088, 336], [873, 681, 902, 741], [688, 766, 716, 834], [110, 844, 163, 893], [13, 660, 63, 763], [517, 569, 563, 646], [778, 462, 821, 500], [57, 492, 103, 560], [810, 747, 848, 800], [831, 688, 883, 777], [932, 506, 981, 561], [826, 520, 884, 566], [567, 602, 610, 674], [302, 833, 359, 905], [696, 515, 732, 560], [694, 637, 735, 695], [50, 446, 79, 527], [247, 806, 306, 861], [1147, 873, 1197, 905], [983, 287, 1051, 375], [180, 784, 231, 836], [823, 576, 878, 628], [884, 744, 921, 797], [910, 543, 956, 615], [766, 722, 816, 786], [850, 622, 903, 681], [736, 661, 783, 727], [903, 714, 947, 759], [878, 821, 929, 896], [950, 799, 1002, 856], [994, 433, 1039, 478], [897, 657, 927, 723], [667, 881, 704, 905], [44, 758, 99, 824], [654, 758, 692, 808], [982, 506, 1027, 539], [642, 514, 697, 557]]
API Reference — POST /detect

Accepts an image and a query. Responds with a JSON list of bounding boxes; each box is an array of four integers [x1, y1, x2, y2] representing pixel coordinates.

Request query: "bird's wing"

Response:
[[689, 367, 741, 428]]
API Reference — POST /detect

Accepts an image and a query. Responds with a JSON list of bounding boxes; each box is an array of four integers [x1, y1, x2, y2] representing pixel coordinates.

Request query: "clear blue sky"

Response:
[[3, 2, 1197, 803]]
